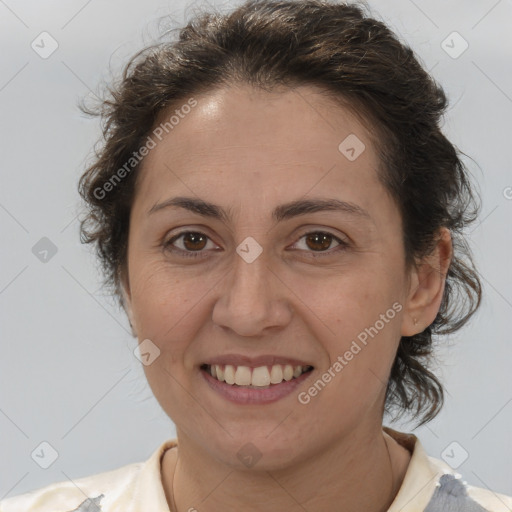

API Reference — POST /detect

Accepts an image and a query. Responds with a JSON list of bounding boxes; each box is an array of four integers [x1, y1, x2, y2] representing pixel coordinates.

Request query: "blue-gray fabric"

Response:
[[68, 494, 104, 512], [424, 474, 489, 512], [66, 475, 490, 511]]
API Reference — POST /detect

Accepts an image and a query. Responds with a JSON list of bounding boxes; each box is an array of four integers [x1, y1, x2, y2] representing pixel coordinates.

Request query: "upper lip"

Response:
[[202, 354, 314, 368]]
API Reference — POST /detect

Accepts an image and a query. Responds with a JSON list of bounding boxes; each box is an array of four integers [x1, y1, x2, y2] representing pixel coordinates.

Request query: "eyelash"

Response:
[[163, 230, 350, 259]]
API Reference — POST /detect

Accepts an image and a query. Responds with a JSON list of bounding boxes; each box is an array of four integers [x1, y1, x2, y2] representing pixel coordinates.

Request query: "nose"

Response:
[[211, 248, 293, 337]]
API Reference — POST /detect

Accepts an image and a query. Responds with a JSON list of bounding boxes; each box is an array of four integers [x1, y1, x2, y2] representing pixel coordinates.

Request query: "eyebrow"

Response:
[[147, 196, 372, 224]]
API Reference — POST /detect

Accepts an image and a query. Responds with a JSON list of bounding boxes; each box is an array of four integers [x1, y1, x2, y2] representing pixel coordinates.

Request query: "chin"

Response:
[[201, 429, 306, 471]]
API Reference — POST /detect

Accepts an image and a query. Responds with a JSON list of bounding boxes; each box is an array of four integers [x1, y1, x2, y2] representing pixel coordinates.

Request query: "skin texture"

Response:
[[121, 83, 452, 512]]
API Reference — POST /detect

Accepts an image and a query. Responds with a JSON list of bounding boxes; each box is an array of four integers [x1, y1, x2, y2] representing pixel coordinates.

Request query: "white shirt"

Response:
[[1, 428, 511, 511]]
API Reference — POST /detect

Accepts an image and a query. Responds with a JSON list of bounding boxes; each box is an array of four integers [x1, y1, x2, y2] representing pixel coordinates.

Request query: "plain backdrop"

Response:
[[1, 0, 511, 500]]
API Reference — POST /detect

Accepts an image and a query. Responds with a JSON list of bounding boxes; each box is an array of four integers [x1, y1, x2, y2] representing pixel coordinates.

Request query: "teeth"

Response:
[[270, 365, 283, 384], [224, 365, 236, 385], [252, 366, 271, 386], [207, 364, 311, 387], [283, 364, 294, 381], [234, 366, 252, 386]]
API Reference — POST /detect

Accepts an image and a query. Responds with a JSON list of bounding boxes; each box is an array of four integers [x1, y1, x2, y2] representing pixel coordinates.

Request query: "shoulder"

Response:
[[0, 461, 143, 512], [426, 456, 512, 512], [384, 427, 512, 512], [0, 438, 177, 512]]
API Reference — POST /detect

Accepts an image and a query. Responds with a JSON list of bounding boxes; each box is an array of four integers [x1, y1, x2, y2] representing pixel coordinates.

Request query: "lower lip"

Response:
[[200, 367, 313, 405]]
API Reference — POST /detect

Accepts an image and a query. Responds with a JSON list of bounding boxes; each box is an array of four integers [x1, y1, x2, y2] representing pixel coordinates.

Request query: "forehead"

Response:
[[132, 84, 389, 221]]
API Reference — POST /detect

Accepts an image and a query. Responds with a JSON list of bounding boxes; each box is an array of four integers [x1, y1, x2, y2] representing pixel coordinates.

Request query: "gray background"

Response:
[[1, 0, 511, 500]]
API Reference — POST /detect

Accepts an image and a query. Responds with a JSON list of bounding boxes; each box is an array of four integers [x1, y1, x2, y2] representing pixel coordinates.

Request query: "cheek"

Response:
[[299, 268, 403, 388], [130, 262, 191, 339], [129, 263, 204, 413], [294, 260, 402, 332], [129, 259, 222, 367]]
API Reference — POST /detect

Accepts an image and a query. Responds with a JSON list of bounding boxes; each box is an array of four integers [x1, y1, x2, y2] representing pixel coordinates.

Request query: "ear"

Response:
[[401, 227, 453, 336], [120, 268, 138, 338]]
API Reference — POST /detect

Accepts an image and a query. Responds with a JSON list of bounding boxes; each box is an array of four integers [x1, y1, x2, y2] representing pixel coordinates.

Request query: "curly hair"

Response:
[[78, 0, 482, 427]]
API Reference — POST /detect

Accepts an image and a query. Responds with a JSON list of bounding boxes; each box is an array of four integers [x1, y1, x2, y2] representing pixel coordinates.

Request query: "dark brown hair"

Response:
[[78, 0, 482, 427]]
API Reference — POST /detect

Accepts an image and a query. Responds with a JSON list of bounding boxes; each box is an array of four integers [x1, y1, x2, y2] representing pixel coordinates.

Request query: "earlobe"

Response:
[[401, 228, 452, 337]]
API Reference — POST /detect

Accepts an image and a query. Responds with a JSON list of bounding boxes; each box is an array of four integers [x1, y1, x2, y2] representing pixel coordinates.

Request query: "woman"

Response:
[[1, 0, 510, 511]]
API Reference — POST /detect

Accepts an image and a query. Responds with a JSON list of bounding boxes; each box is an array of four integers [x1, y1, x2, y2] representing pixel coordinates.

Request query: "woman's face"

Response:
[[123, 84, 421, 469]]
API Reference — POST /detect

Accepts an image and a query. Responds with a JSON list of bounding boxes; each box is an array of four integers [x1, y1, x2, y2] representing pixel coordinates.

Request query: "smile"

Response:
[[199, 363, 315, 405], [201, 363, 314, 387]]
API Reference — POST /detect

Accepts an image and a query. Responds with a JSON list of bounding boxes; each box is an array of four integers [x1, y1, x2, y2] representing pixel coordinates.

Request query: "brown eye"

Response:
[[293, 231, 348, 255], [304, 232, 336, 251], [164, 231, 215, 259], [164, 229, 349, 260], [180, 232, 208, 251]]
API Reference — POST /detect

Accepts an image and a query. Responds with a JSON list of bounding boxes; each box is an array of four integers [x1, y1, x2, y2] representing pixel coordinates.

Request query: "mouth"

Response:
[[200, 363, 314, 389]]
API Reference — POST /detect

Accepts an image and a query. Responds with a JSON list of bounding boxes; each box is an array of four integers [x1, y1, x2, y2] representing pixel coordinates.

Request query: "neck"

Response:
[[162, 426, 411, 512]]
